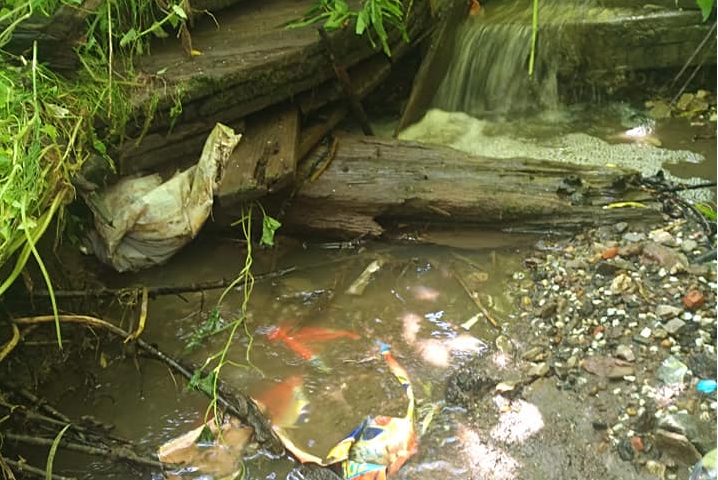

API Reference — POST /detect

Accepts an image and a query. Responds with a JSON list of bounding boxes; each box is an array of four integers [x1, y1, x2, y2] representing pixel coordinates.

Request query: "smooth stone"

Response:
[[614, 222, 629, 233], [616, 344, 636, 362], [681, 238, 698, 253], [650, 230, 676, 246], [623, 232, 647, 242], [656, 304, 683, 319], [658, 412, 715, 454], [664, 318, 686, 335], [654, 429, 702, 464], [528, 362, 550, 378]]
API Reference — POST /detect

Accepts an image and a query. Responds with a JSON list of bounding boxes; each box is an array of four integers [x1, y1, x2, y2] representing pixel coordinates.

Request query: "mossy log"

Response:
[[118, 0, 431, 174], [281, 134, 661, 238]]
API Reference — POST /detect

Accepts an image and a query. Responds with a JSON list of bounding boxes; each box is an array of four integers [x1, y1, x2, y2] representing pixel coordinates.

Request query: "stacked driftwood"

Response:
[[12, 0, 691, 239], [117, 0, 434, 204]]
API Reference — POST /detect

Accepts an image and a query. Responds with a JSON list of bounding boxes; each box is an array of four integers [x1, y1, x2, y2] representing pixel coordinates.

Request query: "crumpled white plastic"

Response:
[[86, 123, 241, 272]]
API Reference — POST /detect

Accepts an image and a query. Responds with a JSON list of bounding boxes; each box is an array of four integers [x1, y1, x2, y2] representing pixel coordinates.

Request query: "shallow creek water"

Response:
[[36, 107, 715, 479], [43, 233, 537, 479]]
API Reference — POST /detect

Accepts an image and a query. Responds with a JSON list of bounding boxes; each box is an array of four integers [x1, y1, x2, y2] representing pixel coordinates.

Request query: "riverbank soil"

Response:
[[442, 216, 716, 480]]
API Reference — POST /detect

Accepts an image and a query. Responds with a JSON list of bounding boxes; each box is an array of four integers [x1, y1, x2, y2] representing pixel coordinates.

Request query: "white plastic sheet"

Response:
[[87, 123, 241, 272]]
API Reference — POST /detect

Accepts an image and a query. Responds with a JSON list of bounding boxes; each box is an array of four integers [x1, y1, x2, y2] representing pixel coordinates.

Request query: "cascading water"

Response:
[[399, 0, 710, 199], [432, 0, 586, 117]]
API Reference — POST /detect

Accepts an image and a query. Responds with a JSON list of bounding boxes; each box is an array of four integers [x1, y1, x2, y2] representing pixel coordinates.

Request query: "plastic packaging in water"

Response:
[[85, 123, 241, 272]]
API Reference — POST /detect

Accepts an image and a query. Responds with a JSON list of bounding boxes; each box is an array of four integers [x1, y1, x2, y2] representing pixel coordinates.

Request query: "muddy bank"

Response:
[[443, 212, 716, 480]]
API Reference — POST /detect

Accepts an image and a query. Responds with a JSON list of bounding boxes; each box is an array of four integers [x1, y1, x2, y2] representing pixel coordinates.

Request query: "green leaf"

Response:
[[261, 214, 281, 247], [356, 10, 367, 35], [41, 124, 57, 141], [197, 425, 215, 444], [172, 4, 188, 20], [119, 28, 138, 48], [695, 202, 717, 220], [46, 424, 72, 480], [151, 24, 169, 38], [93, 139, 107, 155], [188, 369, 217, 396], [696, 0, 715, 20]]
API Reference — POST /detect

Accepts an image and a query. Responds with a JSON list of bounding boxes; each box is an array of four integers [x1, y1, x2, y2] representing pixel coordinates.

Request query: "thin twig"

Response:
[[0, 323, 20, 363], [317, 27, 374, 135], [0, 400, 130, 445], [310, 136, 338, 182], [4, 458, 75, 480], [1, 382, 72, 424], [450, 269, 500, 329], [671, 45, 716, 106], [124, 286, 148, 343], [669, 21, 716, 90], [11, 315, 282, 453], [5, 433, 162, 469], [31, 266, 296, 299]]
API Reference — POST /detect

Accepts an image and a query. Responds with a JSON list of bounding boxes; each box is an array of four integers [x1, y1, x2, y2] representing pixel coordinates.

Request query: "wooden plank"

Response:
[[279, 134, 662, 238], [218, 103, 299, 205]]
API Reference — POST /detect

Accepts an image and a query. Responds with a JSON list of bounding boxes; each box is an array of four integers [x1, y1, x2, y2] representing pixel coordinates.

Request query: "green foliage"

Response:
[[46, 424, 71, 480], [288, 0, 410, 57], [695, 202, 717, 221], [260, 214, 281, 247], [197, 425, 215, 444], [188, 368, 218, 396], [528, 0, 538, 76], [185, 307, 226, 351], [696, 0, 715, 21], [0, 0, 192, 344]]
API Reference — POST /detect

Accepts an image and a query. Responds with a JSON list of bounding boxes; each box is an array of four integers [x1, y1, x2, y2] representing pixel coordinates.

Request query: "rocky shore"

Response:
[[446, 213, 716, 480]]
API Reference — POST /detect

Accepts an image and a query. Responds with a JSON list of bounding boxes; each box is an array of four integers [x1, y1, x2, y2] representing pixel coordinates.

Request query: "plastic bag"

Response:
[[86, 123, 241, 272]]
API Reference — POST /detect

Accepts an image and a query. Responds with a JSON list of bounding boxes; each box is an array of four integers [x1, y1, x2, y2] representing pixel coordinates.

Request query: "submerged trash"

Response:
[[86, 123, 241, 272], [658, 356, 689, 385], [267, 322, 361, 370], [158, 415, 253, 480], [697, 379, 717, 395], [326, 343, 417, 479], [254, 375, 310, 428]]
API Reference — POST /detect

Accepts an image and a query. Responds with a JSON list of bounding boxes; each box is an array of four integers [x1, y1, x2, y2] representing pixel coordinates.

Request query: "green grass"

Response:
[[0, 0, 191, 347]]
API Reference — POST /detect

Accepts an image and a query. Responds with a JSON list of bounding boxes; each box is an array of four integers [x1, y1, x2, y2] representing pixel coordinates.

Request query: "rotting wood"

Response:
[[218, 103, 300, 204], [5, 0, 103, 71], [117, 0, 431, 174], [279, 134, 663, 238], [396, 0, 469, 133]]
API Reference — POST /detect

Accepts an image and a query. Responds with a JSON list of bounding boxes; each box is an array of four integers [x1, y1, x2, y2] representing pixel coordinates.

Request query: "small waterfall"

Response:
[[432, 0, 586, 117]]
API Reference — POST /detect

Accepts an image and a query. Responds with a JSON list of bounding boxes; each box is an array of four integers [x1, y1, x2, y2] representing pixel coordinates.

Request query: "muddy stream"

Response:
[[18, 103, 716, 480]]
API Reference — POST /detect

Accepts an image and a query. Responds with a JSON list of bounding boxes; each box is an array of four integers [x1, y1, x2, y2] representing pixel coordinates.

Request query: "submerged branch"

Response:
[[450, 269, 500, 330], [4, 457, 77, 480], [11, 314, 282, 453], [5, 433, 163, 469], [30, 266, 297, 299]]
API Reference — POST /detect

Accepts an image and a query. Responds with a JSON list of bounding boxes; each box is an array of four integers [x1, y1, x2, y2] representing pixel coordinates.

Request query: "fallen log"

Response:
[[118, 0, 431, 174], [281, 134, 662, 238]]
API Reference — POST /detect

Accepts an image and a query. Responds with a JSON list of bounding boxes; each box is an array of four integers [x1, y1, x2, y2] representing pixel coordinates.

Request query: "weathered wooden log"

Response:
[[281, 134, 662, 238], [118, 0, 431, 173]]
